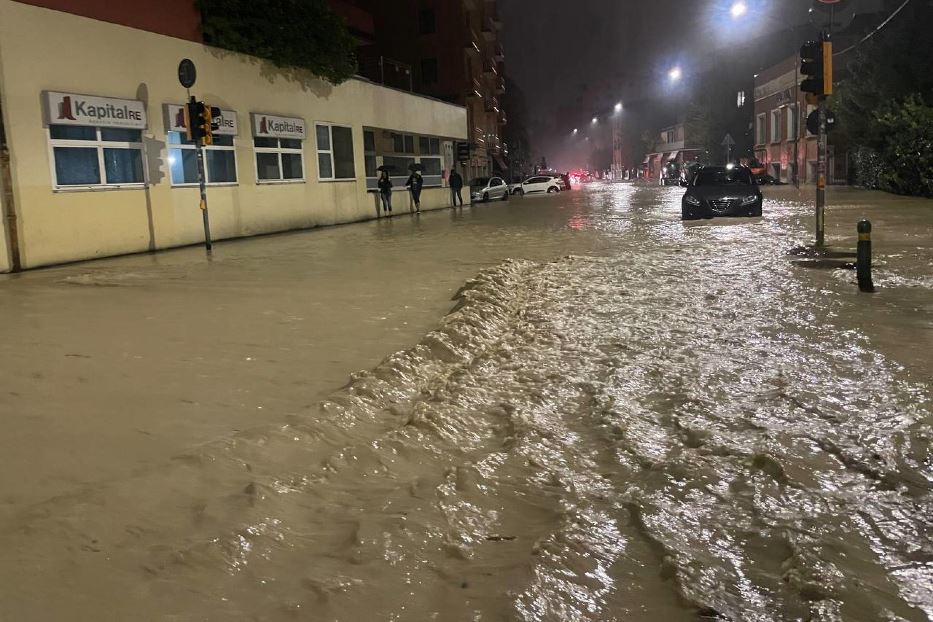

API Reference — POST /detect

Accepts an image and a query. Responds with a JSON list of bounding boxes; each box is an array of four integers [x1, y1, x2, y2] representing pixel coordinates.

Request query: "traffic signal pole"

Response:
[[195, 134, 212, 252], [816, 101, 827, 247]]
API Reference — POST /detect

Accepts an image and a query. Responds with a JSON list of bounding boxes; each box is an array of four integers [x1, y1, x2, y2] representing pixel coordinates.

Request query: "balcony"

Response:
[[485, 96, 500, 112], [482, 19, 495, 41], [483, 61, 498, 77], [494, 43, 505, 61], [465, 29, 481, 55], [496, 76, 505, 94]]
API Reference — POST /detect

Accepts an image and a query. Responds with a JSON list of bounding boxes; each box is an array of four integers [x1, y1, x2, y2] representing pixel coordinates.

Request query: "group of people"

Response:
[[377, 168, 465, 215]]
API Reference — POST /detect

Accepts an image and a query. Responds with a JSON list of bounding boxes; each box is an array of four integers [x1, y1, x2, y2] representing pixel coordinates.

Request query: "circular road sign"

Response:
[[807, 109, 837, 136], [178, 59, 197, 89]]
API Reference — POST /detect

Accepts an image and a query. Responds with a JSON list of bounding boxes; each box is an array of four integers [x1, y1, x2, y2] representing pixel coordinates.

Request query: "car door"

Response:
[[489, 177, 505, 198], [524, 176, 546, 194]]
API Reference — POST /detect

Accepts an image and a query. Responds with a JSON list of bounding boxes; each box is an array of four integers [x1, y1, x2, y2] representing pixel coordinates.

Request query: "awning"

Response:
[[667, 150, 680, 161]]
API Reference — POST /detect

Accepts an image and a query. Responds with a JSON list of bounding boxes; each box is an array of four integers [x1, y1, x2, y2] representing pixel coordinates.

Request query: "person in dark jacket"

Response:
[[378, 170, 392, 213], [449, 169, 464, 207], [406, 170, 424, 212]]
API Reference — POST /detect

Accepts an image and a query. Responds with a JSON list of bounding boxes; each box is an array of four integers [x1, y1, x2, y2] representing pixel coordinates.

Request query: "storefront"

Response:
[[0, 0, 467, 272]]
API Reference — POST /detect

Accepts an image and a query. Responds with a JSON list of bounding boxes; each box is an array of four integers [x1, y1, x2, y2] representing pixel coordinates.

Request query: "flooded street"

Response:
[[1, 183, 931, 620]]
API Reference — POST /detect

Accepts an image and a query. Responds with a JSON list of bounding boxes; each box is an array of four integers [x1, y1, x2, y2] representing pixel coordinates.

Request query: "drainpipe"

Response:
[[0, 88, 22, 273]]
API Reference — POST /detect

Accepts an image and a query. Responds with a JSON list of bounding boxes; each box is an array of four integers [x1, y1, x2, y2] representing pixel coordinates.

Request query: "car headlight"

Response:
[[684, 195, 701, 206], [740, 194, 758, 205]]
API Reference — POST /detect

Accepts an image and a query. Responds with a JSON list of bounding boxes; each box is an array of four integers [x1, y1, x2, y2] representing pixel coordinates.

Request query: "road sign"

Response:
[[807, 109, 836, 135], [178, 59, 197, 89], [721, 133, 736, 147]]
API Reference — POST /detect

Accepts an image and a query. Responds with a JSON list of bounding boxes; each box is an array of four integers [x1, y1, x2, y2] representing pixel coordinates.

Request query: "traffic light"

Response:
[[199, 105, 221, 145], [456, 141, 470, 162], [800, 36, 833, 98]]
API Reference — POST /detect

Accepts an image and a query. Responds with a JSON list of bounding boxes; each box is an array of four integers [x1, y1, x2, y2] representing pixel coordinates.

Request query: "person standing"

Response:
[[378, 170, 393, 214], [449, 168, 464, 207], [406, 170, 424, 213]]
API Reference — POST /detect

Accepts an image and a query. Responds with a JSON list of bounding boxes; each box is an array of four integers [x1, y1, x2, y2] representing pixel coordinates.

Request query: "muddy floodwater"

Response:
[[1, 184, 931, 620]]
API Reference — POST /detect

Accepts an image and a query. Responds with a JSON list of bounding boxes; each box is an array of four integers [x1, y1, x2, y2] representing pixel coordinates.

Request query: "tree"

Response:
[[835, 2, 933, 196], [198, 0, 358, 85]]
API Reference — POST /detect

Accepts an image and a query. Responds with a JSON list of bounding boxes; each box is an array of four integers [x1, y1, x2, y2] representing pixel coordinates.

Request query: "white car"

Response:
[[470, 176, 510, 202], [512, 175, 562, 196]]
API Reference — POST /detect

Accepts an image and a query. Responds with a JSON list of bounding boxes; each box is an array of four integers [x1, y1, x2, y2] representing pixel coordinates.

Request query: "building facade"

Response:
[[357, 0, 507, 182], [0, 0, 466, 273], [643, 123, 703, 181]]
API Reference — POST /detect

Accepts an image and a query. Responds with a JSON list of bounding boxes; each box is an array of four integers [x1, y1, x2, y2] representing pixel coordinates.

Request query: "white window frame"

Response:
[[756, 113, 766, 146], [47, 125, 146, 191], [253, 137, 305, 184], [786, 105, 797, 142], [167, 131, 239, 187], [770, 109, 781, 144], [315, 123, 356, 182]]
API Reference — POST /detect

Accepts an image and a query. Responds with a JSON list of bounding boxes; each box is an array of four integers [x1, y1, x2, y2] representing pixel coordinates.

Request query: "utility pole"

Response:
[[800, 33, 833, 247]]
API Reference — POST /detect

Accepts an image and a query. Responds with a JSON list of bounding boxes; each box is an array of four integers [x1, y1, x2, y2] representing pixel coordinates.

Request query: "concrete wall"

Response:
[[0, 0, 466, 271]]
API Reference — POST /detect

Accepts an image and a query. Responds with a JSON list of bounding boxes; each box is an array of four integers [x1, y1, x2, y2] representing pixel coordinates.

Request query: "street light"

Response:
[[572, 128, 578, 134], [730, 1, 748, 18], [668, 66, 682, 82], [591, 117, 598, 124], [614, 102, 623, 113]]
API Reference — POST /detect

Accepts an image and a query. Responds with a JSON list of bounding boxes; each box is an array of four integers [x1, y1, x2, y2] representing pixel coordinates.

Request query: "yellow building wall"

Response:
[[0, 0, 467, 270]]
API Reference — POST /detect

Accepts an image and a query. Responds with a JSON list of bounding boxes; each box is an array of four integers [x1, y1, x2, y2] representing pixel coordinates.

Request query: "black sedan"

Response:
[[681, 165, 763, 220]]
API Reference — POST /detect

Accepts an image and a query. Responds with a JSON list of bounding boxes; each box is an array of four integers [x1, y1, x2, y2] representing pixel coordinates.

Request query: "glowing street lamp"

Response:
[[572, 128, 578, 134], [668, 66, 683, 82], [614, 102, 623, 113], [730, 1, 748, 18], [591, 116, 598, 124]]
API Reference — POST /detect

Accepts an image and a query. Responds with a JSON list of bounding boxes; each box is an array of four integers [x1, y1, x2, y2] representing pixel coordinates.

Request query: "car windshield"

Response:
[[470, 177, 490, 186], [694, 167, 753, 186]]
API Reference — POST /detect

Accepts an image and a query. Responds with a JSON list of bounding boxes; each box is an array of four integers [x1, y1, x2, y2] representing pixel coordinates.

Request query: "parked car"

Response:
[[512, 175, 562, 196], [470, 176, 509, 202], [681, 165, 762, 220], [660, 161, 681, 186]]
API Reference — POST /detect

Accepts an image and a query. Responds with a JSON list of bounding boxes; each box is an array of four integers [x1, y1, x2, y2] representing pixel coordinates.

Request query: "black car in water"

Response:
[[681, 165, 763, 220]]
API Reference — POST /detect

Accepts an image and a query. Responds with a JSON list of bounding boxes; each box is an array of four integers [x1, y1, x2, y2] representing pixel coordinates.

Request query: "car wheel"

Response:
[[547, 187, 556, 193], [483, 192, 489, 202]]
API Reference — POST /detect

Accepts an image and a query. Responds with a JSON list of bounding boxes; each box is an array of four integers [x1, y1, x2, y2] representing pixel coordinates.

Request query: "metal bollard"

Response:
[[857, 220, 876, 293]]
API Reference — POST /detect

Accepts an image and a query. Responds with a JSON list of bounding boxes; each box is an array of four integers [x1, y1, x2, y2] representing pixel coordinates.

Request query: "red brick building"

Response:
[[753, 55, 846, 185], [356, 0, 507, 181]]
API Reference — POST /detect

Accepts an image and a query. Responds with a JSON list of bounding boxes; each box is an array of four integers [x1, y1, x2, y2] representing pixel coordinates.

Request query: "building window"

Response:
[[421, 58, 439, 85], [315, 123, 356, 180], [254, 136, 304, 182], [167, 132, 237, 186], [770, 110, 781, 143], [419, 9, 436, 34], [418, 136, 441, 155], [48, 125, 145, 189], [391, 133, 415, 154], [737, 90, 746, 108], [364, 129, 377, 179], [756, 113, 766, 145], [786, 105, 798, 141]]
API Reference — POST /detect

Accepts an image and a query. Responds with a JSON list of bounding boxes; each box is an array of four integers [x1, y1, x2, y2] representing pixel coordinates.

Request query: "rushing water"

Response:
[[0, 184, 930, 620]]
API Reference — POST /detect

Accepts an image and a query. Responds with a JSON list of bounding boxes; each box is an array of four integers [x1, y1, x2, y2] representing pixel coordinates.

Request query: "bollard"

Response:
[[857, 220, 876, 293]]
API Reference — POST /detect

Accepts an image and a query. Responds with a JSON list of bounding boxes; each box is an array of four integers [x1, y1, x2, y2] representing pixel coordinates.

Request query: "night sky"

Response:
[[500, 0, 861, 169]]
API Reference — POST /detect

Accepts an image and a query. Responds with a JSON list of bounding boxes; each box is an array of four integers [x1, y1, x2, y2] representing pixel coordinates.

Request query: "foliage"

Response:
[[198, 0, 358, 85], [874, 96, 933, 197], [834, 3, 933, 196]]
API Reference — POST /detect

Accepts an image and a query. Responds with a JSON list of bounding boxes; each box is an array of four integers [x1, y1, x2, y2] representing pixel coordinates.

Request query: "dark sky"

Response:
[[499, 0, 868, 168]]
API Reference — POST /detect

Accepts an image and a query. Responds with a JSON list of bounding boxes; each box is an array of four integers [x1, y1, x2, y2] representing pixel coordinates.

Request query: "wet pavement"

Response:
[[0, 183, 930, 620]]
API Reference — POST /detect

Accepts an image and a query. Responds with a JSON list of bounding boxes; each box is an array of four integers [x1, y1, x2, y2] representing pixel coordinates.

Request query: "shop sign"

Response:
[[250, 113, 305, 140], [45, 91, 146, 129], [164, 104, 237, 135]]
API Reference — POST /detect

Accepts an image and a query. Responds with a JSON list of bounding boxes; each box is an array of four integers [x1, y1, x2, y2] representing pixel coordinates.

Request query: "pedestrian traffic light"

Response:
[[186, 100, 205, 141], [456, 141, 470, 162], [800, 36, 833, 98]]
